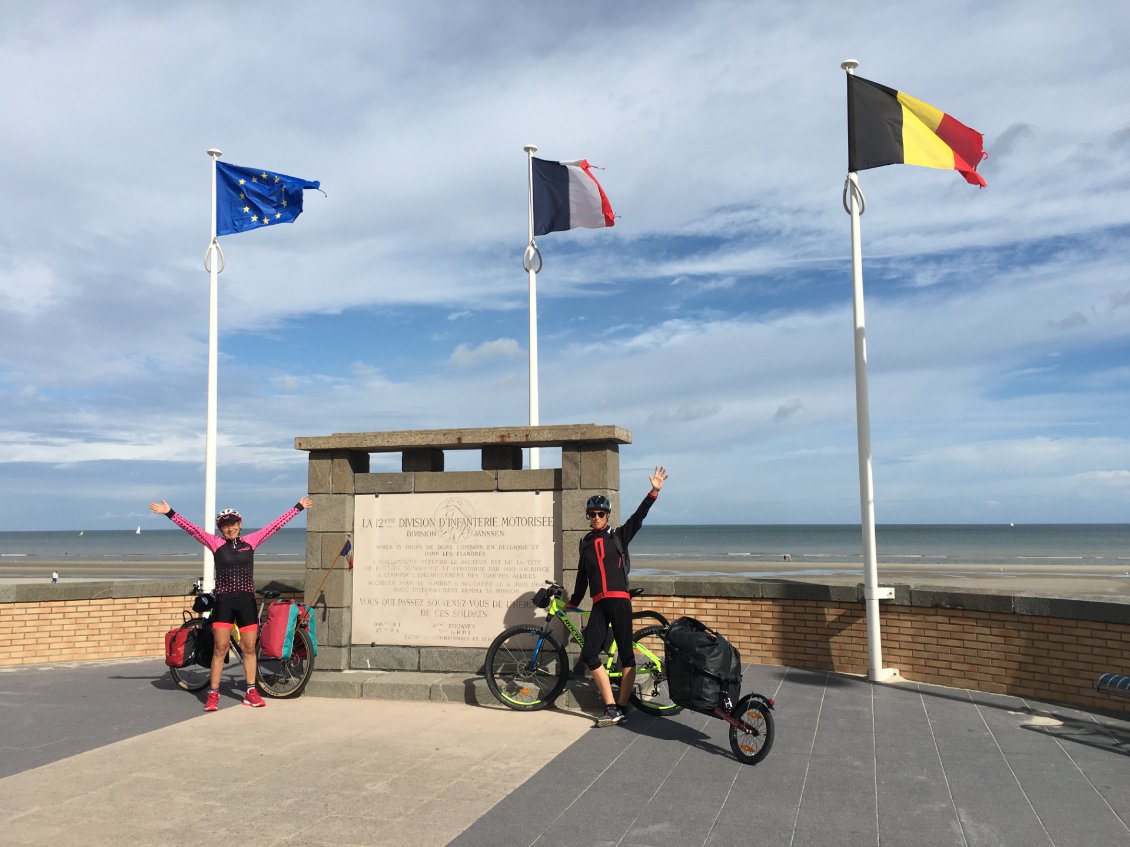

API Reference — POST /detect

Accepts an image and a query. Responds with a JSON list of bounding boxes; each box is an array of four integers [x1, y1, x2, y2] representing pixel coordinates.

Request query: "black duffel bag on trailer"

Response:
[[664, 616, 743, 713]]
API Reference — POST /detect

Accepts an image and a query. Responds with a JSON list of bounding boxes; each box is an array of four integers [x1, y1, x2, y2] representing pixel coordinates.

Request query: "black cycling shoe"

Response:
[[594, 705, 625, 727]]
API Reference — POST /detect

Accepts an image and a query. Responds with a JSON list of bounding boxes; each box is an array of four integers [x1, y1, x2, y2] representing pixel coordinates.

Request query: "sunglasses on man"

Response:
[[587, 510, 608, 519]]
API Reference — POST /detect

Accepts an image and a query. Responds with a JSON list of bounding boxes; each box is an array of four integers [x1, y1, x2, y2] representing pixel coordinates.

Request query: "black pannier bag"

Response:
[[193, 619, 215, 668], [664, 616, 743, 712]]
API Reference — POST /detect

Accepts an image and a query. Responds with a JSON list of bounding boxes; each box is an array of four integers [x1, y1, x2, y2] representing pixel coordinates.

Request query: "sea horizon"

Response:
[[2, 523, 1128, 571]]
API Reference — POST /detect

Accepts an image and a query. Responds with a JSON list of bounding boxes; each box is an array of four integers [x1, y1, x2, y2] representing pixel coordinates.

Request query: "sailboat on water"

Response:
[[135, 526, 141, 535]]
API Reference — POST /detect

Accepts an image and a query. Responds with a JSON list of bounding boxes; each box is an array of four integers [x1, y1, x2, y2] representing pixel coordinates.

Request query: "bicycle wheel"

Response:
[[729, 694, 774, 765], [168, 618, 212, 692], [626, 625, 682, 716], [485, 625, 569, 711], [257, 627, 315, 698]]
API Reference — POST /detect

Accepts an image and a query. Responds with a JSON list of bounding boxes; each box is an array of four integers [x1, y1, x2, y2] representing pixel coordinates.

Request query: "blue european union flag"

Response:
[[215, 161, 321, 236]]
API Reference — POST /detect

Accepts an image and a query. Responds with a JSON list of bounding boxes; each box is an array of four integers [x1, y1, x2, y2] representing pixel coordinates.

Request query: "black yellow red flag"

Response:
[[847, 75, 986, 187]]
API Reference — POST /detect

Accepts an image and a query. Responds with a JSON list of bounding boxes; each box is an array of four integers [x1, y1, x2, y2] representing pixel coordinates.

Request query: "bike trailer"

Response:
[[664, 616, 743, 713], [260, 600, 318, 659]]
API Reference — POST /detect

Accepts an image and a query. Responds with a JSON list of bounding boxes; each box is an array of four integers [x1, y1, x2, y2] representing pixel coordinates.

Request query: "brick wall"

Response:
[[0, 594, 192, 666], [4, 578, 1127, 716], [636, 590, 1130, 715], [0, 580, 304, 667]]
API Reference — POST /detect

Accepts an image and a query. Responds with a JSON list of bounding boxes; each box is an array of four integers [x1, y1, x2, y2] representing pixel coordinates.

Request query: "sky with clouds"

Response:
[[2, 1, 1128, 531]]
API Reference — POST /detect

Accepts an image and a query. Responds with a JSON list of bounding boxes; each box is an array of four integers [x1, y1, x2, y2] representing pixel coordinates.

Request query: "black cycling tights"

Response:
[[581, 597, 635, 670]]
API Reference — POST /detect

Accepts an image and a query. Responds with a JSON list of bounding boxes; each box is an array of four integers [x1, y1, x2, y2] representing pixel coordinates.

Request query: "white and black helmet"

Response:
[[215, 508, 243, 526]]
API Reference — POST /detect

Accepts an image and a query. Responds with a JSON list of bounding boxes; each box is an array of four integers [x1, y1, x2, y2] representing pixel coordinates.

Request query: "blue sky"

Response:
[[1, 1, 1129, 530]]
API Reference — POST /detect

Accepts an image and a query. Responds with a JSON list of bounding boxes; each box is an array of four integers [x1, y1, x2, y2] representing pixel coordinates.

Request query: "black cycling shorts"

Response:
[[580, 597, 635, 671], [212, 591, 258, 630]]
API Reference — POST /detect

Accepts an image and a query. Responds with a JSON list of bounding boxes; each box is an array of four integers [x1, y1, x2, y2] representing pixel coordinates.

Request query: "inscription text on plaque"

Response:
[[351, 491, 557, 648]]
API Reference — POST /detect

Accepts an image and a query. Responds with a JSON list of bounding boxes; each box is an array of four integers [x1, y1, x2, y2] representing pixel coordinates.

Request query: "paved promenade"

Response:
[[2, 658, 1129, 846]]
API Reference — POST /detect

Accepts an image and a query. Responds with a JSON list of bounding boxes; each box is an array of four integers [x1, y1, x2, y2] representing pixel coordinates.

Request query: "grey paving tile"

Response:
[[936, 749, 1057, 847], [535, 712, 722, 846], [780, 673, 879, 846], [617, 723, 743, 846], [705, 671, 822, 846], [451, 714, 660, 846], [873, 685, 966, 846], [1030, 717, 1130, 828], [971, 701, 1130, 844]]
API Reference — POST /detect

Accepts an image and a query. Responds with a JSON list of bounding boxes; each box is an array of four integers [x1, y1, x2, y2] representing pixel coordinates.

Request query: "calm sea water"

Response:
[[631, 524, 1130, 569], [1, 525, 1128, 578], [0, 528, 306, 569]]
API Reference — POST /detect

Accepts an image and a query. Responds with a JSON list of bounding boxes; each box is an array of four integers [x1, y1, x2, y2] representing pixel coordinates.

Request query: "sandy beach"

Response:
[[637, 557, 1130, 600], [4, 556, 1130, 600]]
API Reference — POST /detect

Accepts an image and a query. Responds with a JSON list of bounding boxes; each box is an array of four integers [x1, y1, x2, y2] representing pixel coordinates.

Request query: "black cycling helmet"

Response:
[[192, 592, 216, 613], [585, 494, 612, 514]]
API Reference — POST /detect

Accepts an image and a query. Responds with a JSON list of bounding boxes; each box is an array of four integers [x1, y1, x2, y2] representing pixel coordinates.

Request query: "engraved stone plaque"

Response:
[[352, 491, 557, 647]]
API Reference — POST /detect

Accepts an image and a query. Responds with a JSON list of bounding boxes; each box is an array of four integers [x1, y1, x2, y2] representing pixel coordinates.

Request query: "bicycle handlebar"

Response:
[[541, 580, 647, 608]]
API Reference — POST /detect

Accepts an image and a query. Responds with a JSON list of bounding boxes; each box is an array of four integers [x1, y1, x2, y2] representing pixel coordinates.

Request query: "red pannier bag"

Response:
[[164, 626, 196, 668]]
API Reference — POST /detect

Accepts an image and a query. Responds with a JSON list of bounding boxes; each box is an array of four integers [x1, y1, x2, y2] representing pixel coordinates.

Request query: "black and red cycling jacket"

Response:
[[569, 491, 658, 606]]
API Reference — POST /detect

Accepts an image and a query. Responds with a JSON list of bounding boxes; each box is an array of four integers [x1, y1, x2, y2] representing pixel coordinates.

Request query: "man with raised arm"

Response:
[[567, 466, 668, 726]]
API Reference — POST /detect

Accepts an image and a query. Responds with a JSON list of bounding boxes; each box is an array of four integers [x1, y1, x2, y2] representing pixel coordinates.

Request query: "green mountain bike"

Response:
[[484, 581, 681, 716]]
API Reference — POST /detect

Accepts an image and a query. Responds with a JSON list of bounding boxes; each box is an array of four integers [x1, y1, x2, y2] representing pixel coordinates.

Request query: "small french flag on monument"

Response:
[[531, 158, 615, 236]]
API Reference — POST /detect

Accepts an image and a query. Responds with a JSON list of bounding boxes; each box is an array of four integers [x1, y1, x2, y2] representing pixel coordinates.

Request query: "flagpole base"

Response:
[[869, 667, 901, 683]]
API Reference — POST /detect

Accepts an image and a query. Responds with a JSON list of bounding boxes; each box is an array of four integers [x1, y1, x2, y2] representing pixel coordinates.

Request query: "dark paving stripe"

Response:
[[450, 666, 1130, 847], [0, 659, 247, 778]]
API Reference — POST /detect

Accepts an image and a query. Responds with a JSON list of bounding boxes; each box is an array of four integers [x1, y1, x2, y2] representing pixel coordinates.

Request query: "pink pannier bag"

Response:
[[258, 600, 299, 659]]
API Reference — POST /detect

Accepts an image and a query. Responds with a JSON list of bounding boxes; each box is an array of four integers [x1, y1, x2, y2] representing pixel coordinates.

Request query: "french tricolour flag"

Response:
[[531, 158, 615, 236]]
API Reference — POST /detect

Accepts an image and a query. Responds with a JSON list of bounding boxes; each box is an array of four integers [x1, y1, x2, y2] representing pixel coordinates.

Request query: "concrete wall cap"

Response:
[[295, 424, 632, 453]]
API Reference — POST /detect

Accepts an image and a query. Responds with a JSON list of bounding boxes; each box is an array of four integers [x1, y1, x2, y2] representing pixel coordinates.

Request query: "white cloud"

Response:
[[0, 260, 63, 318], [449, 338, 522, 369], [1074, 469, 1130, 488]]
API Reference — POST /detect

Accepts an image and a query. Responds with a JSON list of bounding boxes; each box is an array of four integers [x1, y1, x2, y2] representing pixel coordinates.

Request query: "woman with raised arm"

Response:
[[149, 496, 313, 712]]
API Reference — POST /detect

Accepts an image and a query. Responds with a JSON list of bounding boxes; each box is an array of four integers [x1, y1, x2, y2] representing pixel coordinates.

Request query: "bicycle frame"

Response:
[[170, 589, 314, 699], [541, 592, 664, 680]]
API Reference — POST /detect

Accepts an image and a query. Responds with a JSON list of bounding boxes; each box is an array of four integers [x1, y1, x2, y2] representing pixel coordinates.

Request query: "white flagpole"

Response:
[[202, 147, 222, 591], [523, 144, 542, 469], [841, 60, 897, 682]]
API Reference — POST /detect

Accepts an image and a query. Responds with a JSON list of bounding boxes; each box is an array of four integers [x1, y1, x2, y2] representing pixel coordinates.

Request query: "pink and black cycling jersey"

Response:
[[164, 504, 304, 594]]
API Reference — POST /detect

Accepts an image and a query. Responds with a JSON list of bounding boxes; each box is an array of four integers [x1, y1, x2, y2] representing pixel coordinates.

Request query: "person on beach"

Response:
[[149, 496, 312, 712], [566, 466, 668, 727]]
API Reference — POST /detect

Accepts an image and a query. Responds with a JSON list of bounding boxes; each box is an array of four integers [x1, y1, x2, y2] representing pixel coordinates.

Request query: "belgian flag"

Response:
[[847, 75, 986, 187]]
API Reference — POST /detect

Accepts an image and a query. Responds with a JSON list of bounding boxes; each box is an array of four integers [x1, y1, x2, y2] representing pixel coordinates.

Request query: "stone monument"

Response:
[[294, 424, 630, 674]]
